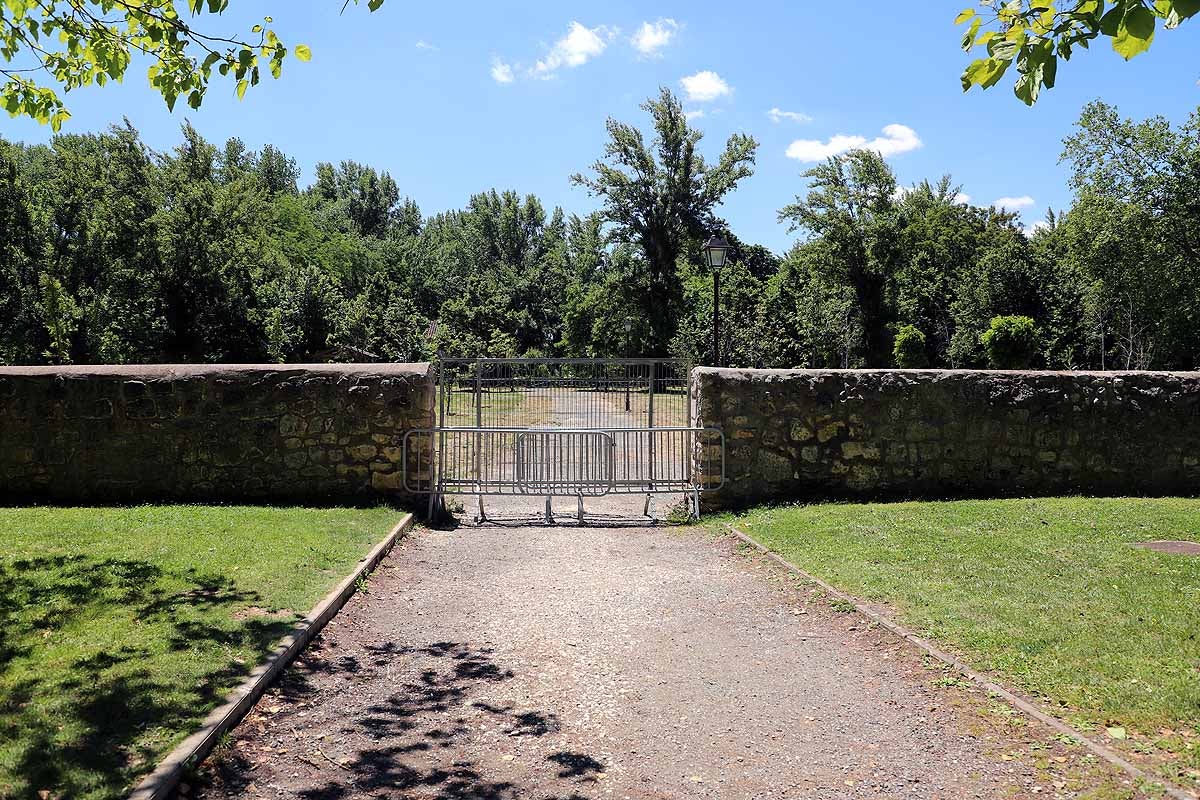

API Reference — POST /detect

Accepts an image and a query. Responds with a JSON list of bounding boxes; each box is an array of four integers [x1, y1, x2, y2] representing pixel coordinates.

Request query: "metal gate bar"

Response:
[[411, 358, 724, 521], [404, 427, 724, 497], [436, 358, 691, 431]]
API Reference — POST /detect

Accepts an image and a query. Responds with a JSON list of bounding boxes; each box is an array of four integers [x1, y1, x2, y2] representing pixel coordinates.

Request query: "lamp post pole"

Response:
[[623, 319, 633, 412], [703, 236, 731, 368], [712, 268, 721, 368]]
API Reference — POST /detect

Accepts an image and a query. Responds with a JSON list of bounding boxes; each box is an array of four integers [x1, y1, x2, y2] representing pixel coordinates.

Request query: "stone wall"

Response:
[[693, 368, 1200, 508], [0, 363, 435, 504]]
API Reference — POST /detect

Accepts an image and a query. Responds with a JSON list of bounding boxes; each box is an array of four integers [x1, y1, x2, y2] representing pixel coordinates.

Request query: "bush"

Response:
[[892, 325, 929, 368], [980, 315, 1039, 369]]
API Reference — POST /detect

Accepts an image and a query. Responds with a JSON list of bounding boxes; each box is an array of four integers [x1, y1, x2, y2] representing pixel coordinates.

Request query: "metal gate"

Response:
[[403, 358, 725, 522]]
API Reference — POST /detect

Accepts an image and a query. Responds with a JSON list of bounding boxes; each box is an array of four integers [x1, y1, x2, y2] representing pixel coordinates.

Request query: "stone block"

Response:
[[371, 471, 404, 491], [348, 444, 379, 462]]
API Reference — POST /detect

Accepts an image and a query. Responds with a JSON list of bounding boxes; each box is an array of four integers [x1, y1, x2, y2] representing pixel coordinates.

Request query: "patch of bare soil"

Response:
[[1132, 540, 1200, 556], [194, 526, 1147, 799]]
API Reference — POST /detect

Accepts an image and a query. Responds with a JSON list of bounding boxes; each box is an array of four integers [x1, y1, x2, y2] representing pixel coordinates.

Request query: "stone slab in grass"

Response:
[[1133, 540, 1200, 556]]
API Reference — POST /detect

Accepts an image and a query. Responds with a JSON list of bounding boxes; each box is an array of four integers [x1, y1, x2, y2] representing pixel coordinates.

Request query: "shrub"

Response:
[[980, 315, 1039, 369], [892, 325, 929, 368]]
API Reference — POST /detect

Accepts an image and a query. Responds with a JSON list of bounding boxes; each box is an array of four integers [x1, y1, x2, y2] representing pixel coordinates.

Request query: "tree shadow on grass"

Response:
[[0, 554, 295, 800]]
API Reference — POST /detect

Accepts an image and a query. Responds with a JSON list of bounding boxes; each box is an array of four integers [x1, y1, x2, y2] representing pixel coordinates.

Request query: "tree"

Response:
[[310, 161, 401, 238], [1057, 100, 1200, 369], [671, 257, 764, 368], [957, 1, 1199, 105], [779, 149, 903, 366], [892, 325, 929, 368], [0, 138, 43, 364], [155, 122, 277, 361], [571, 88, 758, 354], [0, 0, 385, 129], [39, 273, 79, 364], [981, 315, 1040, 369], [755, 244, 860, 369]]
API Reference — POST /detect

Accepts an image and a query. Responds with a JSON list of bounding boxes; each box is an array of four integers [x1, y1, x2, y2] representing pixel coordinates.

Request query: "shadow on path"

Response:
[[203, 641, 605, 800]]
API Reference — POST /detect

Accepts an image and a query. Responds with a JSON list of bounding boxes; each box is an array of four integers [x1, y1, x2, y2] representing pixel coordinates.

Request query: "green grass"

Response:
[[0, 505, 400, 800], [442, 386, 690, 428], [734, 498, 1200, 736]]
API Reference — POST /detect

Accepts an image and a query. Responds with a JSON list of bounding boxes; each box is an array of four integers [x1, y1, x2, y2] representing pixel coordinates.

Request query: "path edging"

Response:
[[725, 523, 1198, 800], [128, 513, 416, 800]]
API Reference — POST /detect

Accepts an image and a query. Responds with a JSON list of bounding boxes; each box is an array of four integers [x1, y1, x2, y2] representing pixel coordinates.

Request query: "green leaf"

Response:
[[1099, 5, 1124, 35], [1174, 0, 1200, 18], [294, 44, 312, 62], [235, 79, 248, 100], [1043, 52, 1058, 88], [962, 57, 1012, 90], [1167, 0, 1200, 26], [1113, 4, 1156, 58], [955, 8, 977, 24], [962, 17, 983, 49]]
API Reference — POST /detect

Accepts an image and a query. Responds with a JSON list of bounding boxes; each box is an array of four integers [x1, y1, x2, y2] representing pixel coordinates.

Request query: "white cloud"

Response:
[[955, 193, 972, 205], [685, 109, 705, 121], [767, 107, 812, 124], [415, 39, 438, 51], [1024, 220, 1051, 237], [632, 18, 679, 56], [681, 70, 732, 103], [532, 22, 615, 78], [491, 59, 515, 84], [993, 195, 1036, 211], [785, 123, 923, 162]]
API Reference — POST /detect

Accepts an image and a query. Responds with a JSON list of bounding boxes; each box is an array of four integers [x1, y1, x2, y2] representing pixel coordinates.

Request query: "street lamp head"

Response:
[[703, 236, 731, 270]]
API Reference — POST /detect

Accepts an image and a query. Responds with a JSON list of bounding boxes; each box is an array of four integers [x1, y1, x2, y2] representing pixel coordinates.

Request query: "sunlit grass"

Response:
[[0, 505, 400, 800], [734, 498, 1200, 735]]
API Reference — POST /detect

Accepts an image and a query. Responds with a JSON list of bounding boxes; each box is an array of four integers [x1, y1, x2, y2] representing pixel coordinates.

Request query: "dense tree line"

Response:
[[1, 95, 1198, 370]]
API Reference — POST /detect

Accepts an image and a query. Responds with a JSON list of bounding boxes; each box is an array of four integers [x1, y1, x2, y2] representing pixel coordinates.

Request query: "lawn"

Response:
[[443, 386, 690, 428], [733, 498, 1200, 783], [0, 505, 401, 800]]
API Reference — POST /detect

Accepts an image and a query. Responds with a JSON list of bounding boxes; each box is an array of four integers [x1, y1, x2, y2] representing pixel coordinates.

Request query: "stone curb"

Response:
[[128, 513, 416, 800], [724, 523, 1198, 800]]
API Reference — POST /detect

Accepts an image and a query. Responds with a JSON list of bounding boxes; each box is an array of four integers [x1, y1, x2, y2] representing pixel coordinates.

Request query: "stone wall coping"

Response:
[[694, 367, 1200, 379], [0, 362, 432, 380]]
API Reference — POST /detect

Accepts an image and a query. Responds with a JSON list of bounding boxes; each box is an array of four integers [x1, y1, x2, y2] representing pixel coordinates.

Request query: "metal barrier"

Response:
[[434, 358, 691, 430], [403, 427, 725, 496], [405, 358, 725, 522]]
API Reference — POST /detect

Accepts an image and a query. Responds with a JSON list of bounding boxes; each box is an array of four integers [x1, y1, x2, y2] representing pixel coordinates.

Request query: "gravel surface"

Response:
[[195, 525, 1142, 799]]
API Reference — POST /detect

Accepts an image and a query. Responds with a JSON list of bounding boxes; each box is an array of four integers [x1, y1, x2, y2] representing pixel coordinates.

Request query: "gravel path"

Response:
[[196, 525, 1140, 799]]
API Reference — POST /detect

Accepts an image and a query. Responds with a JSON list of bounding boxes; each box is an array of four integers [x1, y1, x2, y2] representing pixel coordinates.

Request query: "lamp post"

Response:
[[623, 319, 634, 411], [703, 236, 731, 367]]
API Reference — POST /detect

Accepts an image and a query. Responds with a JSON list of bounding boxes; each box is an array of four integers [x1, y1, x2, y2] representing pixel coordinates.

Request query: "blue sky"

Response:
[[3, 1, 1198, 253]]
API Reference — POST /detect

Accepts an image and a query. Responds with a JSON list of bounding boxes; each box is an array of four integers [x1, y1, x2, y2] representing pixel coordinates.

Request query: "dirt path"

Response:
[[196, 526, 1139, 799]]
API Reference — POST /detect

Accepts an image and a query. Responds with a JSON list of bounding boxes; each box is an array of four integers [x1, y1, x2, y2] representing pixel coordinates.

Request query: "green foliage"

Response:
[[957, 1, 1200, 105], [779, 150, 903, 366], [0, 1, 386, 129], [38, 273, 78, 364], [757, 247, 861, 368], [572, 88, 758, 354], [981, 315, 1040, 369], [892, 325, 929, 368], [2, 99, 1200, 372]]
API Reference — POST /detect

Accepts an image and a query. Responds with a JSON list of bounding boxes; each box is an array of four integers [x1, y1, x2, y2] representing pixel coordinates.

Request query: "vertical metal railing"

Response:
[[417, 358, 717, 518]]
